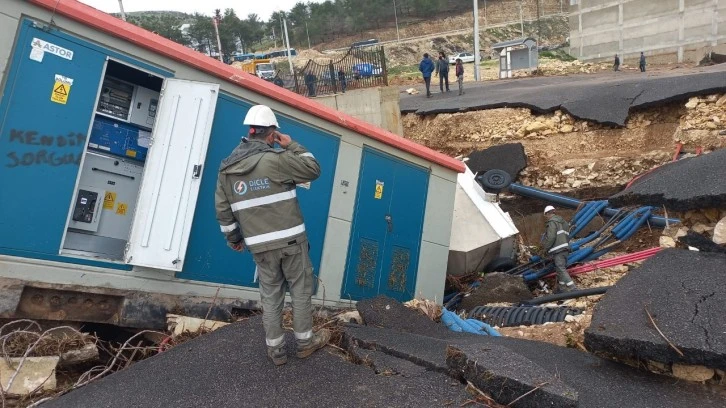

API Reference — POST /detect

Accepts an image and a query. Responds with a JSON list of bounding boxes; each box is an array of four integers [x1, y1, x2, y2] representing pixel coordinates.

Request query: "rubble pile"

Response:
[[403, 94, 726, 192]]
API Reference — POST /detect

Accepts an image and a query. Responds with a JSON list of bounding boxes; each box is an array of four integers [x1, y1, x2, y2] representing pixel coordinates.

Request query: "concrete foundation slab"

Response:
[[585, 249, 726, 371]]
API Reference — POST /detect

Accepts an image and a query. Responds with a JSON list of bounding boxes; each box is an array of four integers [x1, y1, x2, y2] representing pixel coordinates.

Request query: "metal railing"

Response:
[[271, 46, 387, 98]]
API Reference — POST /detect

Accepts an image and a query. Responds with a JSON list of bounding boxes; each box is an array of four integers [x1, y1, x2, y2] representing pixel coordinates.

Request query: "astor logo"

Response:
[[233, 180, 248, 196], [31, 38, 74, 60]]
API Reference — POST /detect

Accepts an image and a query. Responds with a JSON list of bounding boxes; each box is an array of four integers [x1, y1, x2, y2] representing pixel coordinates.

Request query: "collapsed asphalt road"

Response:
[[45, 295, 725, 407], [609, 148, 726, 211], [399, 64, 726, 126]]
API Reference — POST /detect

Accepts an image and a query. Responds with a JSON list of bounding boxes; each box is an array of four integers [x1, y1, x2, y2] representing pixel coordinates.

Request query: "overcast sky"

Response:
[[79, 0, 321, 19]]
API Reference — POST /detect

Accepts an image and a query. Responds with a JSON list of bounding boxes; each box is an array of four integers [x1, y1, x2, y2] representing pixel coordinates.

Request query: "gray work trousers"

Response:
[[252, 239, 314, 349], [553, 251, 573, 285]]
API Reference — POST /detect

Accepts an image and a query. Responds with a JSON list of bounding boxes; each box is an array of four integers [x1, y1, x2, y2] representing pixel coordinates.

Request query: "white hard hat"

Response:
[[544, 205, 556, 214], [243, 105, 280, 128]]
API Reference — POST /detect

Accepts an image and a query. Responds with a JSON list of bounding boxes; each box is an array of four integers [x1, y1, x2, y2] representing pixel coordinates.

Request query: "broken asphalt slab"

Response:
[[447, 343, 578, 408], [344, 324, 725, 407], [609, 148, 726, 211], [679, 231, 726, 254], [585, 249, 726, 371], [465, 143, 527, 180], [45, 316, 473, 408], [399, 64, 726, 126]]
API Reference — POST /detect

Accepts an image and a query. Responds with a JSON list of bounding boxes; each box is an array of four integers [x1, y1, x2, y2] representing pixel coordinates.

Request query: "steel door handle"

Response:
[[192, 164, 202, 179], [385, 215, 393, 232]]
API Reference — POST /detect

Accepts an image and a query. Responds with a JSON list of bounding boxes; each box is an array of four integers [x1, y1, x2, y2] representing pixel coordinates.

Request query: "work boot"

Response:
[[267, 346, 288, 366], [555, 281, 577, 294], [296, 329, 331, 359]]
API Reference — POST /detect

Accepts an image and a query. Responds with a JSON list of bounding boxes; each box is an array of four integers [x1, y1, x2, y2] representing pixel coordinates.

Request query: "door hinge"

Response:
[[172, 258, 181, 265], [192, 164, 203, 179]]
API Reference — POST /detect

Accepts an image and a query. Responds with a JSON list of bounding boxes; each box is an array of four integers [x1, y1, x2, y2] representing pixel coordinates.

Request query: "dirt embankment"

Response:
[[316, 0, 567, 51], [402, 94, 726, 191]]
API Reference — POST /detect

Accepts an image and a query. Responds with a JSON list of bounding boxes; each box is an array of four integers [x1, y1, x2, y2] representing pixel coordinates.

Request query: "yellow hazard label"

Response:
[[103, 191, 116, 210], [126, 149, 137, 158], [374, 180, 384, 199], [116, 202, 128, 216], [50, 81, 70, 104]]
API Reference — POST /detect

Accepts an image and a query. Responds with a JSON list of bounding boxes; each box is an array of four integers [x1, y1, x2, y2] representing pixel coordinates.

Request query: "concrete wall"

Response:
[[315, 87, 404, 136], [569, 0, 726, 63], [0, 0, 456, 307]]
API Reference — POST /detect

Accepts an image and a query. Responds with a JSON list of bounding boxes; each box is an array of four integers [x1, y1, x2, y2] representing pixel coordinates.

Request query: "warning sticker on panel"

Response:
[[51, 75, 73, 105], [116, 203, 128, 216], [29, 47, 44, 63], [103, 192, 116, 210], [374, 180, 384, 199]]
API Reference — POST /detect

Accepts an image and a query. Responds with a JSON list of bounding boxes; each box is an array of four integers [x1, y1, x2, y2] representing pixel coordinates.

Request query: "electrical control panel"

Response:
[[129, 85, 160, 129], [97, 76, 135, 121], [96, 76, 160, 129], [88, 115, 150, 161], [68, 187, 105, 233]]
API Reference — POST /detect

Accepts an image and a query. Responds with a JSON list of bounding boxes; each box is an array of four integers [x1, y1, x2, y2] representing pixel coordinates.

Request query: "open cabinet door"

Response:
[[125, 79, 219, 271]]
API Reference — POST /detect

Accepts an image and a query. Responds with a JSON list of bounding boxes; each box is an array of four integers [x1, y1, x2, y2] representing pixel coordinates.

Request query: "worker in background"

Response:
[[639, 52, 646, 72], [542, 205, 577, 293], [215, 105, 329, 366], [419, 53, 435, 98], [337, 67, 347, 93], [613, 54, 620, 72], [455, 58, 465, 96], [435, 52, 450, 93]]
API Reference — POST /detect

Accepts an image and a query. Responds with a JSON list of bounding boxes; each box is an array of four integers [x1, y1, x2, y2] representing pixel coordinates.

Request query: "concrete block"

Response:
[[0, 356, 58, 395]]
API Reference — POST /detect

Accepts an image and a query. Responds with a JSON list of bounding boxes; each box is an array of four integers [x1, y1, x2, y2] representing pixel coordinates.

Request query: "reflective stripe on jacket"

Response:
[[215, 138, 321, 254], [543, 215, 570, 254]]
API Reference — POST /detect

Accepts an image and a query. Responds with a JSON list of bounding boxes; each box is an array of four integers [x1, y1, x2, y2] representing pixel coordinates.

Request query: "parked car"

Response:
[[352, 63, 383, 79], [449, 52, 476, 64]]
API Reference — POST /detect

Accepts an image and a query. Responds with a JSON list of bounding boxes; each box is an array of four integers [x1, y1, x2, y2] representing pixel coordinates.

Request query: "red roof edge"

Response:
[[28, 0, 465, 173]]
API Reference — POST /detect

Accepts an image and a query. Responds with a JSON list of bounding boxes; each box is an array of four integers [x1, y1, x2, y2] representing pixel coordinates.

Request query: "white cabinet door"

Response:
[[125, 79, 219, 271]]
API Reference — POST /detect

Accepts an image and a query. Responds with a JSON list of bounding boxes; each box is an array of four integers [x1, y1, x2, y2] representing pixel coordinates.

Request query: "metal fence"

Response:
[[272, 46, 387, 98]]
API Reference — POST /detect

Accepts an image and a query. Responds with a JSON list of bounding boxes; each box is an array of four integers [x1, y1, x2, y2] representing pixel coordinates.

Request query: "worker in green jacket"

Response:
[[215, 104, 329, 366], [542, 205, 577, 293]]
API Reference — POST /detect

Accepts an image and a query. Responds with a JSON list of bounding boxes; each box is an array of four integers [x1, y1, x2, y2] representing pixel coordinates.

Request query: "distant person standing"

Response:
[[338, 67, 347, 93], [639, 52, 646, 72], [419, 53, 435, 98], [435, 52, 450, 93], [455, 58, 465, 95], [613, 54, 620, 72]]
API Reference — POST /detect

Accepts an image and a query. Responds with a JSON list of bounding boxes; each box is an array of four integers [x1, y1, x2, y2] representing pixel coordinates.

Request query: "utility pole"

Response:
[[473, 0, 480, 81], [212, 16, 224, 62], [117, 0, 127, 21], [283, 16, 294, 74], [273, 26, 277, 49], [305, 21, 311, 49], [393, 0, 401, 42], [520, 1, 524, 37], [484, 0, 487, 27]]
